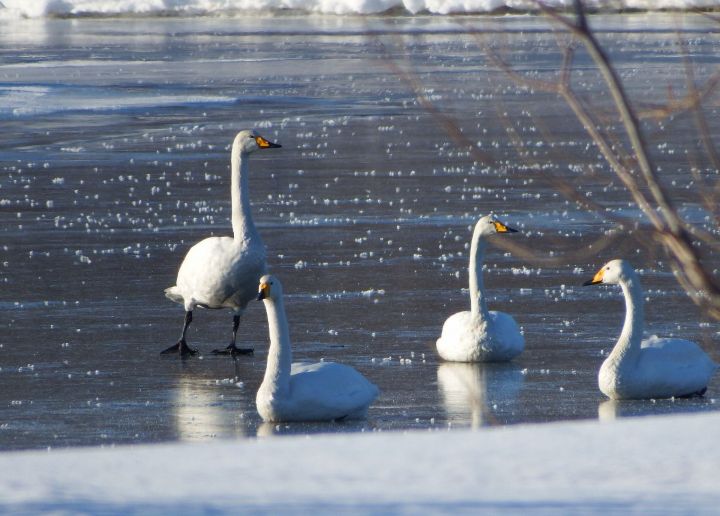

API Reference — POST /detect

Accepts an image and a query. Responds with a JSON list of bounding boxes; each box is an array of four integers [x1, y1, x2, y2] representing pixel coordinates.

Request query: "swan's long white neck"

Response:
[[260, 295, 292, 398], [230, 142, 255, 240], [610, 271, 645, 362], [469, 226, 490, 319]]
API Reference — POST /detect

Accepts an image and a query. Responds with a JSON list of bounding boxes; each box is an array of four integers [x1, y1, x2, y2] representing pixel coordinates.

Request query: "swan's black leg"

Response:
[[212, 314, 254, 356], [161, 311, 198, 356]]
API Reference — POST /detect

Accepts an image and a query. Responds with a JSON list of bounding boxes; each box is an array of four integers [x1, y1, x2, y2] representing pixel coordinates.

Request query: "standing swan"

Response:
[[256, 275, 379, 422], [436, 215, 524, 362], [583, 259, 717, 400], [162, 130, 281, 357]]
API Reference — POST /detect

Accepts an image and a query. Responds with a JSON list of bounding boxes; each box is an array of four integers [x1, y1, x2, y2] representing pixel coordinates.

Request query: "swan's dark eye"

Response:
[[269, 281, 274, 285]]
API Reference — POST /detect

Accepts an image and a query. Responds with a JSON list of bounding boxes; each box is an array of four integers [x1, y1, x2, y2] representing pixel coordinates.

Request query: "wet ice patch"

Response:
[[0, 85, 237, 118]]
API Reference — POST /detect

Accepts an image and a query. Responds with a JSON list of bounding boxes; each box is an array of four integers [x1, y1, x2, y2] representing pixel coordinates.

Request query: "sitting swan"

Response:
[[256, 274, 379, 422], [436, 215, 524, 362], [584, 259, 718, 400], [163, 130, 281, 357]]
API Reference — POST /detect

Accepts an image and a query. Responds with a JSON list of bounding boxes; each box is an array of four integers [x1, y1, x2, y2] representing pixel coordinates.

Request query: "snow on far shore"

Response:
[[1, 0, 719, 18], [1, 411, 719, 514]]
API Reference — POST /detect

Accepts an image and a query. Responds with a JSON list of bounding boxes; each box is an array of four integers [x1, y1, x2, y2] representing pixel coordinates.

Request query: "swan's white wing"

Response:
[[175, 236, 266, 309], [220, 242, 267, 308], [436, 311, 484, 362], [488, 311, 525, 359], [287, 361, 379, 420], [636, 336, 718, 395], [436, 311, 523, 362]]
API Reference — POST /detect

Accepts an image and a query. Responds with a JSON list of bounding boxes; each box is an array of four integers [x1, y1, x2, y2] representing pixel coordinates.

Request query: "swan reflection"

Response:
[[257, 422, 280, 438], [172, 362, 250, 441], [437, 362, 524, 429], [598, 398, 715, 422]]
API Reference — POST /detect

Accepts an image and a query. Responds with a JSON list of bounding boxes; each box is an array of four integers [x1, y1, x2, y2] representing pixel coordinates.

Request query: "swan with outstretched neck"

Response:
[[162, 130, 281, 357], [436, 215, 525, 362], [584, 259, 717, 400], [256, 274, 379, 422]]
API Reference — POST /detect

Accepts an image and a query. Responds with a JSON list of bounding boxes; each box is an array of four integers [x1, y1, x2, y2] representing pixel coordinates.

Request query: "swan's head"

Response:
[[257, 274, 282, 301], [234, 129, 281, 154], [583, 259, 633, 286], [475, 214, 518, 237]]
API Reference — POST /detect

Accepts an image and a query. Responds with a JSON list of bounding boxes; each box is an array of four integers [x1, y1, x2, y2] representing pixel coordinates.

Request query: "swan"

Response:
[[436, 215, 525, 362], [256, 274, 379, 422], [583, 259, 718, 400], [162, 130, 281, 357]]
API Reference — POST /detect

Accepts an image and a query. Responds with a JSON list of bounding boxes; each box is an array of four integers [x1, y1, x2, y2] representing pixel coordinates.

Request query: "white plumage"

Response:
[[584, 259, 717, 400], [436, 215, 525, 362], [163, 129, 280, 356], [256, 275, 379, 422]]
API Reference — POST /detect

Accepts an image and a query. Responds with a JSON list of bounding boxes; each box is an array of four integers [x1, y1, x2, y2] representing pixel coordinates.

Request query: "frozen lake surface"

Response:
[[1, 12, 719, 450]]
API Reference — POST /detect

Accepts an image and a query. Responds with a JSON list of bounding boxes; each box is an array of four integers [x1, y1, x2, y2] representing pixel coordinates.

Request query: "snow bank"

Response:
[[1, 0, 718, 18], [1, 412, 719, 513]]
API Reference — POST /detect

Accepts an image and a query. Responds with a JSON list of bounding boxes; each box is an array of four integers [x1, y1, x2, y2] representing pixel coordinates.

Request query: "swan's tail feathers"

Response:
[[165, 286, 184, 305]]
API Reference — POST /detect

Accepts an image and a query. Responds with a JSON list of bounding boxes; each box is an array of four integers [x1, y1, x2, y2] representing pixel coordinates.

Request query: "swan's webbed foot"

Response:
[[213, 314, 252, 356], [161, 339, 198, 357], [163, 311, 197, 357], [211, 344, 254, 356]]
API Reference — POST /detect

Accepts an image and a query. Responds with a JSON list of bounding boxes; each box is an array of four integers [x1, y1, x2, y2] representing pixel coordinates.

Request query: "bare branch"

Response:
[[491, 230, 623, 266], [378, 6, 720, 318], [536, 0, 720, 318], [558, 86, 661, 226], [637, 72, 720, 120]]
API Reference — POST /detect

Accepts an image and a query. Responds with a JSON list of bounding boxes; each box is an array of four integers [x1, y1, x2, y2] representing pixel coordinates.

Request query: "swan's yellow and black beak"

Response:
[[257, 281, 270, 301], [494, 220, 518, 233], [255, 135, 282, 149], [583, 267, 605, 286]]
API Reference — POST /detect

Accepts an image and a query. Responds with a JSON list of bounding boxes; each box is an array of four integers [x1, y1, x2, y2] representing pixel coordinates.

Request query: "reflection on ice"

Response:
[[598, 398, 718, 422], [172, 375, 248, 442], [437, 362, 524, 429], [255, 419, 373, 438], [256, 422, 278, 438]]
